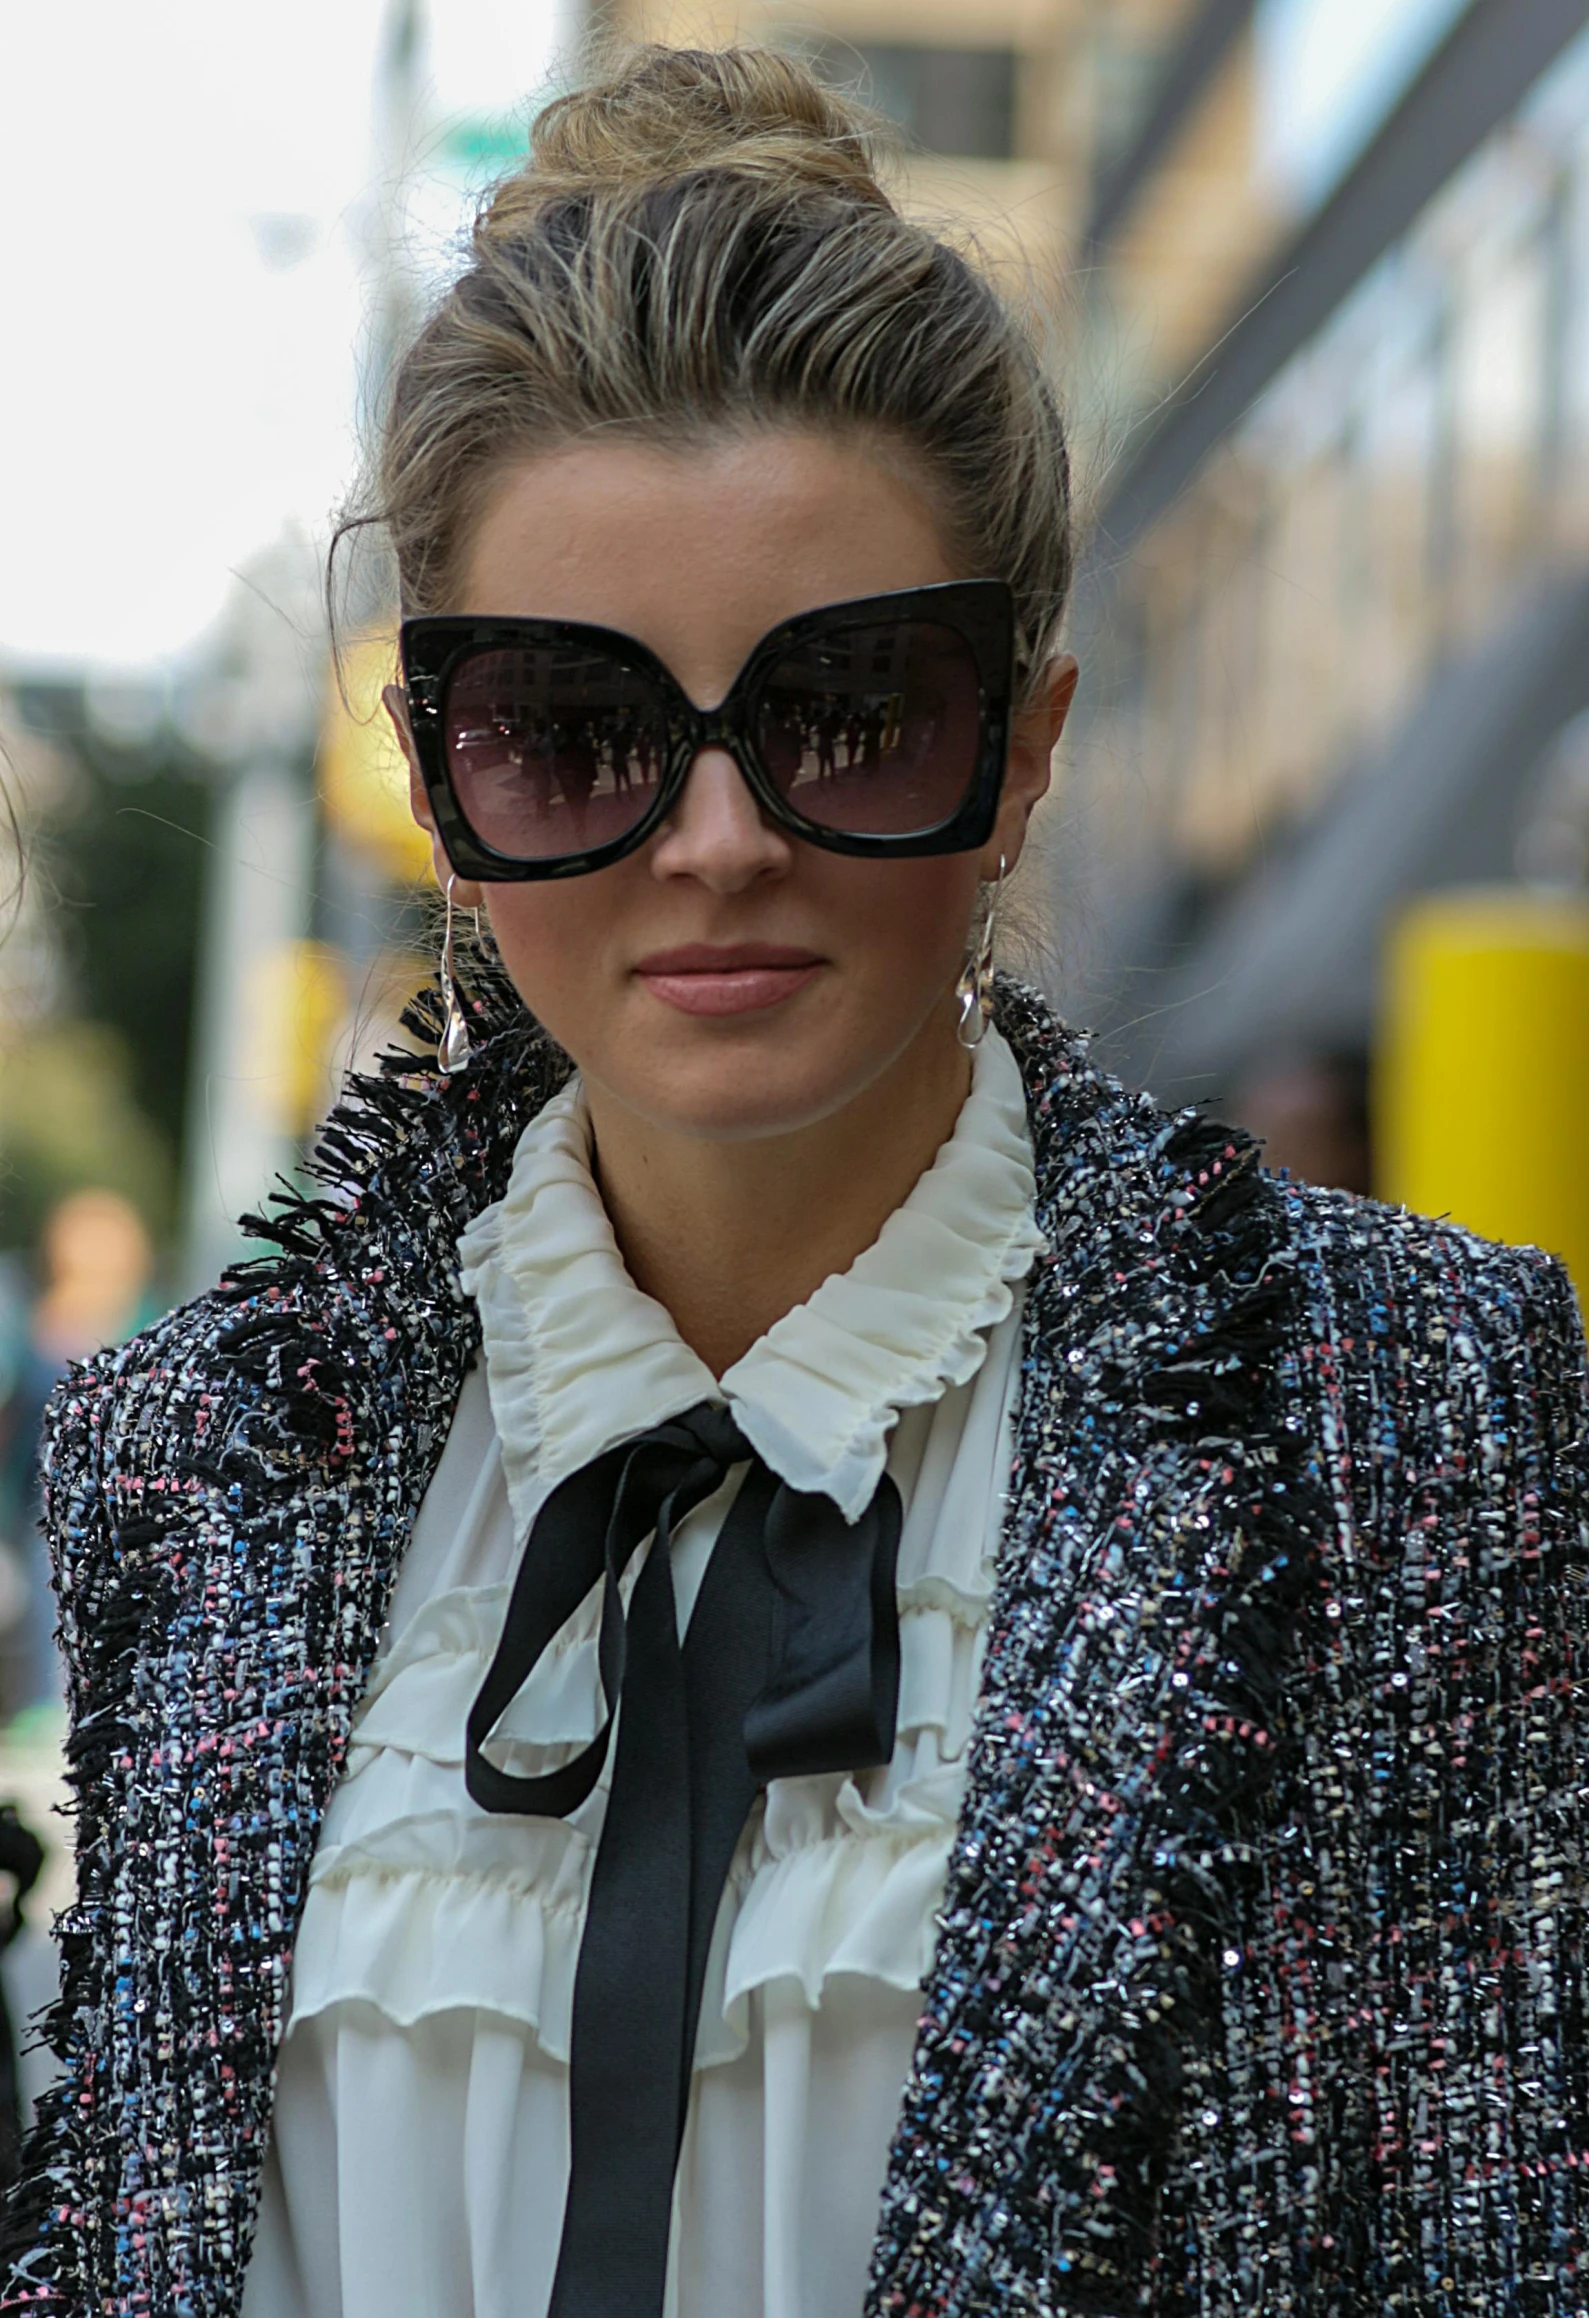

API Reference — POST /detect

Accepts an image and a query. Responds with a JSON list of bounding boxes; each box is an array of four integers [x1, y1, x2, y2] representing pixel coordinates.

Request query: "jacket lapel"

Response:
[[867, 981, 1332, 2316]]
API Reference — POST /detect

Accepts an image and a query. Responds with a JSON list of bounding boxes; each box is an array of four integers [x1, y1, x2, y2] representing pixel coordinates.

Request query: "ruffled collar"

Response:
[[456, 1027, 1044, 1525]]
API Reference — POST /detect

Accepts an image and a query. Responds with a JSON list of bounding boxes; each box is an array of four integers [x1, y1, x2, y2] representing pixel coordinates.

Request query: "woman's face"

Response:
[[396, 429, 1072, 1147]]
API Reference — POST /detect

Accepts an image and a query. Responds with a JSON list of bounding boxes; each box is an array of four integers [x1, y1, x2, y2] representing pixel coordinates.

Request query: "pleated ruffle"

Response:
[[290, 1565, 990, 2066]]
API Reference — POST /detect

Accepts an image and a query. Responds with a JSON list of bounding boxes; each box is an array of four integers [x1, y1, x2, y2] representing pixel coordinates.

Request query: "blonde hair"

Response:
[[354, 43, 1073, 699]]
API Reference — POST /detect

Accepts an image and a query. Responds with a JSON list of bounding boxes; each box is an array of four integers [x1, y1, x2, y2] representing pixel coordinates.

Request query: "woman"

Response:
[[5, 44, 1588, 2318]]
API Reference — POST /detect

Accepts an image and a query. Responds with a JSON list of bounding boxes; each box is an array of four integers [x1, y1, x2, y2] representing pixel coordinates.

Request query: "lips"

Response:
[[633, 943, 824, 1017]]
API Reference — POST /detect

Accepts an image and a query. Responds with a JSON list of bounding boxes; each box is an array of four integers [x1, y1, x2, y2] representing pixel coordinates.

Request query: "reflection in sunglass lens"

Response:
[[752, 620, 982, 836], [443, 646, 671, 860]]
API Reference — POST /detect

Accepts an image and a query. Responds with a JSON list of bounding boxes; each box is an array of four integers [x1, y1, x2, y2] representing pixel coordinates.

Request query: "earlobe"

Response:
[[982, 654, 1079, 878], [1005, 656, 1077, 809], [1046, 654, 1080, 748], [1021, 655, 1079, 795], [385, 680, 436, 832], [383, 680, 485, 904], [383, 682, 418, 770]]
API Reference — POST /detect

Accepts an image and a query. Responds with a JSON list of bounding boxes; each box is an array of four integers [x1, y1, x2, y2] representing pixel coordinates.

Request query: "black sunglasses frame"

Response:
[[399, 579, 1015, 882]]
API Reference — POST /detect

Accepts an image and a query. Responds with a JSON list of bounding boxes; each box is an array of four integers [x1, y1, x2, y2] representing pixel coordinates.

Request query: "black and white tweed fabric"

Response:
[[2, 975, 1586, 2316]]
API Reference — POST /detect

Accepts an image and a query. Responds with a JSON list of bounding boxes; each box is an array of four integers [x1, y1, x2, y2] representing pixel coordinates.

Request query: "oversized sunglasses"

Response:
[[399, 579, 1015, 880]]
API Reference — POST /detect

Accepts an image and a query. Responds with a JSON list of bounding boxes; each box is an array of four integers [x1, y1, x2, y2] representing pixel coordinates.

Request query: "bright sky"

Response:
[[1257, 0, 1471, 205], [0, 0, 572, 676], [0, 0, 1467, 676]]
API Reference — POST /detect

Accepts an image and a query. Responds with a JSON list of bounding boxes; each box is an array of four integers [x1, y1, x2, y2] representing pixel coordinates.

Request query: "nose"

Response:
[[648, 745, 793, 891]]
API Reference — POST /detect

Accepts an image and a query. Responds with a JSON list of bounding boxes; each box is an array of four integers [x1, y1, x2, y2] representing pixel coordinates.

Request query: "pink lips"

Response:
[[634, 943, 824, 1017]]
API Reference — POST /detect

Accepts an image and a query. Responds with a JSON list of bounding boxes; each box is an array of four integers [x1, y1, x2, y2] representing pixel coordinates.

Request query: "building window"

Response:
[[808, 42, 1019, 161], [1085, 18, 1165, 180]]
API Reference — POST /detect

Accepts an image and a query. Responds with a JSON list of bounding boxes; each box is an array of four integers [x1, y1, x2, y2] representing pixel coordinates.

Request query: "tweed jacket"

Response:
[[2, 977, 1587, 2318]]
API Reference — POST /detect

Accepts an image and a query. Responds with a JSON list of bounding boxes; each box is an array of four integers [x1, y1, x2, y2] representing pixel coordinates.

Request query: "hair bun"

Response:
[[481, 44, 894, 236]]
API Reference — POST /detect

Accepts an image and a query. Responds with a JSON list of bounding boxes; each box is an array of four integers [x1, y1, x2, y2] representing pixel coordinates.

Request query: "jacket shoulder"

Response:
[[42, 978, 571, 1609], [1283, 1172, 1580, 1292], [1278, 1177, 1588, 1526], [1282, 1178, 1586, 1381], [38, 1275, 361, 1711]]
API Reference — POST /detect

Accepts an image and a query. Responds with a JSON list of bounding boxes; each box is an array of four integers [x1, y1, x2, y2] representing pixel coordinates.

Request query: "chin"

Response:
[[598, 1045, 882, 1146]]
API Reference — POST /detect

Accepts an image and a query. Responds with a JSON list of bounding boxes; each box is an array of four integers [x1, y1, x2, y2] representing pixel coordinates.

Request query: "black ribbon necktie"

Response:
[[463, 1402, 903, 2318]]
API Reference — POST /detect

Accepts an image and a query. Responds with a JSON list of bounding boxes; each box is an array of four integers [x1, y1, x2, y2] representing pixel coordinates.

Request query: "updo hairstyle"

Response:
[[362, 43, 1074, 702]]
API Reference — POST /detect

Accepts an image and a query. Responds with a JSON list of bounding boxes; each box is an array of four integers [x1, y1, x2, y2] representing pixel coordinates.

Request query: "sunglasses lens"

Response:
[[753, 620, 984, 837], [443, 647, 670, 861]]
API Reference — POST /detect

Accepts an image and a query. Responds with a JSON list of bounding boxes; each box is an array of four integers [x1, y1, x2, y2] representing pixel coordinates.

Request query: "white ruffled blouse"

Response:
[[243, 1027, 1043, 2318]]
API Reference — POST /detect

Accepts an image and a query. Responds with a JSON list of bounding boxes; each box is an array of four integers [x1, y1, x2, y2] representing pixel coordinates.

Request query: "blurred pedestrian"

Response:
[[1230, 1047, 1372, 1195], [5, 44, 1589, 2318], [0, 1189, 155, 1721]]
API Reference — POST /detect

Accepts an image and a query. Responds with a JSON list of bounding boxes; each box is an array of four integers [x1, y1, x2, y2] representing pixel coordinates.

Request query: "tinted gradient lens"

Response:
[[443, 645, 671, 860], [752, 620, 983, 836]]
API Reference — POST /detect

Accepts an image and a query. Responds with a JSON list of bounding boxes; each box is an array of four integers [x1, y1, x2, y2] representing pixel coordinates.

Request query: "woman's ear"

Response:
[[983, 654, 1078, 878], [382, 682, 485, 906]]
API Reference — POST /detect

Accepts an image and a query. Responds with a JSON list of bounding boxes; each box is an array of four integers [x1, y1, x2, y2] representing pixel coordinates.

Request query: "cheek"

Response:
[[481, 877, 628, 1019], [834, 858, 978, 986]]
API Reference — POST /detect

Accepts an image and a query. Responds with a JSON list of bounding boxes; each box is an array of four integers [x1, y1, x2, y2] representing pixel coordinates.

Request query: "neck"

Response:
[[584, 1009, 973, 1377]]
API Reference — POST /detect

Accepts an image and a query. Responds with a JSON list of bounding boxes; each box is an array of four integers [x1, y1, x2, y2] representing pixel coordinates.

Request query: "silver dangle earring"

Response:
[[955, 853, 1006, 1051], [439, 873, 474, 1076]]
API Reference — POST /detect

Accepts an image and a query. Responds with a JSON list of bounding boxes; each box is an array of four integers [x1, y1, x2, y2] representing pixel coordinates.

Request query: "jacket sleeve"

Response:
[[1151, 1198, 1589, 2312], [0, 1338, 176, 2310], [1344, 1223, 1589, 1610], [1320, 1208, 1589, 2293], [37, 1351, 120, 1716]]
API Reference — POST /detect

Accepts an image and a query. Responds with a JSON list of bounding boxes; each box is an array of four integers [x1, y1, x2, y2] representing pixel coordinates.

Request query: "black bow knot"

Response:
[[464, 1399, 902, 2318]]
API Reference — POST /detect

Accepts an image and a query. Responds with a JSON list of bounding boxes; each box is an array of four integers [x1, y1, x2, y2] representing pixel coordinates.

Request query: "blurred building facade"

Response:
[[596, 0, 1588, 1242], [1053, 0, 1589, 1247]]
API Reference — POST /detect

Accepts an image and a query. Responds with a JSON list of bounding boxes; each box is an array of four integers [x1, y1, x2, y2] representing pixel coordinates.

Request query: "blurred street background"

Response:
[[2, 0, 1589, 2065]]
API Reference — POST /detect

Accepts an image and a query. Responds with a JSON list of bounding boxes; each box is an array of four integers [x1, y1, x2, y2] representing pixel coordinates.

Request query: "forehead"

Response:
[[455, 429, 960, 701]]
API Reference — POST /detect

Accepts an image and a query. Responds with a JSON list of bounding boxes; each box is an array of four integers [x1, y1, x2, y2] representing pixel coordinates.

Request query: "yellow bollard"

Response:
[[244, 940, 351, 1144], [1375, 887, 1589, 1299], [319, 631, 436, 886]]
